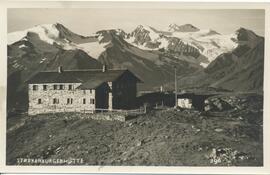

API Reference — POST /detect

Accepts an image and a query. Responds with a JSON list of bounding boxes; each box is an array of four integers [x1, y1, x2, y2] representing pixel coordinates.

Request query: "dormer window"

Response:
[[68, 85, 73, 90], [59, 85, 64, 90]]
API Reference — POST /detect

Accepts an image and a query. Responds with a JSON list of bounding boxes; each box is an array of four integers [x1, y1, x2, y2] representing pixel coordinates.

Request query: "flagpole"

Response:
[[174, 66, 177, 108]]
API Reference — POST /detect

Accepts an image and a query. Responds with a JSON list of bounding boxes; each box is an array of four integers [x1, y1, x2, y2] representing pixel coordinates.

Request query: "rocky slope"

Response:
[[7, 93, 263, 166], [96, 29, 202, 90], [124, 24, 238, 67], [205, 28, 264, 91], [167, 28, 264, 92], [7, 23, 205, 93]]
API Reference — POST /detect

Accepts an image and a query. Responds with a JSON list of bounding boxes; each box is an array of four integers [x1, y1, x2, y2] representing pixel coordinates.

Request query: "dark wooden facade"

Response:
[[111, 71, 138, 109], [95, 70, 140, 110]]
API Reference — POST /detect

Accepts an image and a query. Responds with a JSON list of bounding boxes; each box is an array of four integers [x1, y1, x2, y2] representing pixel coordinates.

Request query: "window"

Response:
[[43, 85, 47, 90], [67, 98, 73, 104], [83, 90, 86, 94], [53, 98, 59, 104], [59, 84, 64, 90], [83, 98, 86, 104], [90, 98, 95, 104], [38, 99, 42, 104], [90, 89, 92, 93], [53, 85, 58, 90], [68, 85, 73, 90], [33, 85, 38, 91]]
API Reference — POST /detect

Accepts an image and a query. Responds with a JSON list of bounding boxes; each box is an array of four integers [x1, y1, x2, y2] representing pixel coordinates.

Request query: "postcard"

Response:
[[0, 1, 270, 174]]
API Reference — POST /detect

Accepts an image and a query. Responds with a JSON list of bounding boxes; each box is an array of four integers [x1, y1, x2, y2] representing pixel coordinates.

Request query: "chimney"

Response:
[[102, 65, 107, 72], [160, 86, 163, 92], [58, 66, 63, 73]]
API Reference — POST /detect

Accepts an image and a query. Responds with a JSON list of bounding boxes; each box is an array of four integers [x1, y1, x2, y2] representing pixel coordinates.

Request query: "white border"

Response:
[[0, 1, 269, 174]]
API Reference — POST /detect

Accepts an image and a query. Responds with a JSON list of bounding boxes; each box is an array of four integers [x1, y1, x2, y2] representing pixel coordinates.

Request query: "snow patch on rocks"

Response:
[[8, 24, 60, 45], [77, 41, 109, 59]]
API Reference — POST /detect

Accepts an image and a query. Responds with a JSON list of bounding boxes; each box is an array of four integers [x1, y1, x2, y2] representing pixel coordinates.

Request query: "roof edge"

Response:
[[40, 68, 128, 73]]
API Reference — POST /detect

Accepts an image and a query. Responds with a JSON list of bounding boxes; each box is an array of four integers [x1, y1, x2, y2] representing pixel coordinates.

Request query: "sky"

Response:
[[8, 8, 265, 36]]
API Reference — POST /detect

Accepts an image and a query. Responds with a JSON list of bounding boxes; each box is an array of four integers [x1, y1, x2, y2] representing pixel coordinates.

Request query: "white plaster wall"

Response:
[[28, 83, 96, 115], [177, 98, 192, 109]]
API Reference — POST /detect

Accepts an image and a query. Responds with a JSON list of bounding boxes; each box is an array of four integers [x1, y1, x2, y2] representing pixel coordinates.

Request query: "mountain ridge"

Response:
[[8, 23, 260, 68], [7, 22, 264, 110]]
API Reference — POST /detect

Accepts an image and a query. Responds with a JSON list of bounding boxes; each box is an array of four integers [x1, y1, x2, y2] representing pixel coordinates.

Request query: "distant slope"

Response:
[[208, 39, 264, 92], [164, 28, 264, 92], [8, 31, 102, 84], [97, 30, 203, 90], [125, 24, 238, 67]]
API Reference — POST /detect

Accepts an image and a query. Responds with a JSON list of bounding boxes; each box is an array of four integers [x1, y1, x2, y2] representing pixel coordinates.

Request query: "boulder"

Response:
[[204, 97, 233, 112]]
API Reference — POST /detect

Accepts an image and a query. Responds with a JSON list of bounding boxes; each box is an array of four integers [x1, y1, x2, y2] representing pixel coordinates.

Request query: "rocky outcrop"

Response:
[[204, 94, 263, 113], [168, 24, 200, 32]]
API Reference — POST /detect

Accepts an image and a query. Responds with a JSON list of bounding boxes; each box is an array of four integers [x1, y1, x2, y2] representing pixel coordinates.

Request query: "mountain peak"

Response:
[[168, 23, 200, 32], [235, 27, 260, 42], [8, 22, 92, 45], [54, 22, 69, 31], [168, 23, 179, 28], [203, 29, 220, 36], [135, 24, 152, 31], [235, 27, 257, 35], [8, 23, 61, 45]]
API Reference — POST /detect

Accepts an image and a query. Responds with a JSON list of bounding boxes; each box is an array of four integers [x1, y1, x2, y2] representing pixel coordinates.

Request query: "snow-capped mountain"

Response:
[[8, 23, 203, 93], [7, 23, 263, 94], [170, 27, 264, 91], [9, 23, 258, 68], [167, 24, 200, 32], [8, 23, 112, 60], [8, 24, 60, 45], [124, 24, 242, 67], [7, 22, 264, 112]]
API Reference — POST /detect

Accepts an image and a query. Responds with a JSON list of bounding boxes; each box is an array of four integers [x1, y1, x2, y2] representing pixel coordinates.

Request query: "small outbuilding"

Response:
[[177, 92, 215, 110]]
